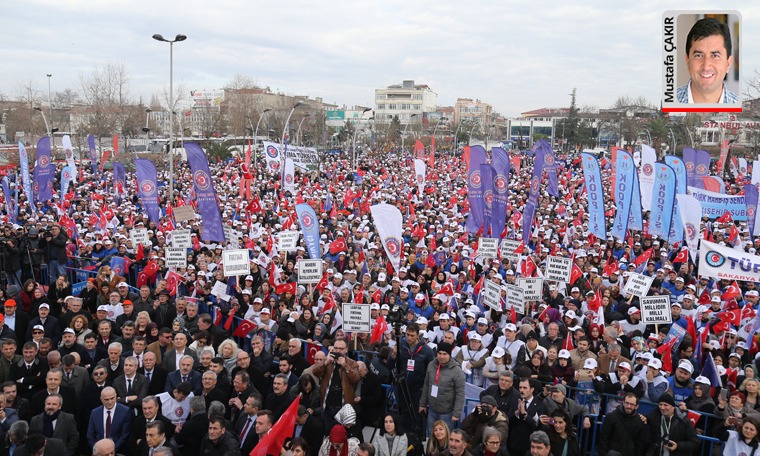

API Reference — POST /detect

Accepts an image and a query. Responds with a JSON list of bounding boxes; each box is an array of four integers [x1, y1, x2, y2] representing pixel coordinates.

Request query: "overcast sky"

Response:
[[2, 1, 757, 117]]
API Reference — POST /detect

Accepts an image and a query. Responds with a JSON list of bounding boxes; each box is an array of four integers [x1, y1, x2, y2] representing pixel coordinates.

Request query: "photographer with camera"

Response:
[[38, 225, 68, 283], [0, 236, 22, 288], [460, 395, 509, 447], [312, 337, 360, 432], [19, 227, 43, 283], [645, 393, 699, 456]]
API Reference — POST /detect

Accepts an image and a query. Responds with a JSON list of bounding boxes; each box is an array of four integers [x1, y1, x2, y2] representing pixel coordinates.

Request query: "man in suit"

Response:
[[139, 351, 168, 397], [3, 381, 31, 422], [146, 328, 173, 365], [26, 304, 62, 346], [113, 356, 149, 414], [143, 420, 179, 456], [164, 356, 202, 394], [128, 395, 175, 455], [284, 339, 310, 377], [508, 378, 546, 456], [82, 333, 108, 372], [86, 386, 133, 452], [292, 405, 324, 455], [227, 371, 257, 423], [29, 369, 77, 418], [12, 432, 67, 456], [0, 339, 21, 385], [200, 371, 228, 410], [207, 358, 231, 396], [173, 396, 208, 456], [10, 342, 49, 399], [597, 343, 632, 376], [161, 333, 198, 373], [96, 342, 125, 380], [2, 300, 29, 350], [29, 394, 79, 455], [60, 354, 89, 398], [124, 336, 148, 369], [277, 357, 300, 389], [234, 393, 262, 455], [264, 374, 294, 422]]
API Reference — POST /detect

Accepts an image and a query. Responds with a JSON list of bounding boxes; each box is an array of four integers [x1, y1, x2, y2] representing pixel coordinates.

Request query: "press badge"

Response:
[[407, 360, 415, 371], [431, 385, 439, 398]]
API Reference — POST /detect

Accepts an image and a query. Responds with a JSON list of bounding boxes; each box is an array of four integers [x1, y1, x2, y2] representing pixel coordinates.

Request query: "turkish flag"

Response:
[[602, 258, 619, 277], [329, 238, 348, 255], [315, 272, 329, 291], [247, 198, 262, 213], [674, 248, 689, 264], [166, 271, 183, 297], [232, 319, 256, 338], [439, 282, 454, 296], [137, 271, 148, 288], [722, 281, 741, 302], [717, 211, 734, 224], [321, 294, 336, 315], [632, 248, 653, 269], [371, 316, 388, 345], [656, 337, 678, 373], [570, 264, 583, 285], [717, 309, 741, 326], [742, 303, 757, 321], [250, 395, 301, 456], [143, 260, 159, 278], [135, 244, 145, 262], [521, 256, 537, 277], [275, 282, 297, 295], [372, 288, 383, 304], [562, 332, 574, 351], [305, 342, 325, 365], [687, 410, 701, 427], [698, 289, 711, 305]]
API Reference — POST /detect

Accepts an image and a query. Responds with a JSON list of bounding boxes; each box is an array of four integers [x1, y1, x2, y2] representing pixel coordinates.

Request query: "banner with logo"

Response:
[[717, 140, 730, 174], [185, 142, 225, 242], [700, 239, 760, 281], [414, 159, 426, 195], [683, 148, 696, 187], [135, 159, 160, 224], [18, 142, 32, 208], [261, 141, 318, 171], [540, 140, 559, 197], [676, 194, 702, 260], [283, 157, 295, 193], [687, 186, 747, 220], [262, 141, 282, 174], [60, 165, 75, 198], [693, 150, 711, 189], [32, 136, 54, 202], [88, 134, 99, 175], [745, 184, 760, 237], [628, 166, 643, 231], [370, 203, 403, 273], [650, 163, 676, 239], [665, 156, 687, 243], [295, 203, 321, 260], [753, 161, 760, 186], [2, 177, 16, 224], [113, 162, 126, 201], [490, 147, 511, 240], [581, 152, 606, 240], [465, 145, 487, 234], [639, 144, 657, 211], [611, 150, 635, 240], [522, 146, 545, 244], [480, 164, 494, 238]]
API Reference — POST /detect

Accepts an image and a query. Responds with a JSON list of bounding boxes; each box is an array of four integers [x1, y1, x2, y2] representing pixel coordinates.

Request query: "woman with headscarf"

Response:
[[318, 424, 360, 456], [680, 376, 714, 433]]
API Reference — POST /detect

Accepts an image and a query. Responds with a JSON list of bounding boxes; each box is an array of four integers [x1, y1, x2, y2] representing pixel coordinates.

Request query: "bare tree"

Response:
[[78, 62, 134, 148]]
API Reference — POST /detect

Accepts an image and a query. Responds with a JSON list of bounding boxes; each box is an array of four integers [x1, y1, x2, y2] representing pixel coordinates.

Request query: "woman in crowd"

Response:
[[716, 415, 760, 456], [425, 420, 450, 456], [544, 408, 580, 456], [70, 315, 93, 345], [217, 339, 239, 374], [471, 426, 510, 456], [291, 374, 322, 417], [371, 413, 407, 456], [47, 274, 71, 317]]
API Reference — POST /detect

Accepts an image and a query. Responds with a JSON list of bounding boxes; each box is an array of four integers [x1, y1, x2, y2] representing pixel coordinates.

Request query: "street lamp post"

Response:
[[401, 113, 418, 152], [33, 107, 50, 138], [351, 108, 372, 167], [467, 123, 478, 145], [250, 108, 272, 168], [46, 74, 52, 132], [142, 108, 152, 147], [453, 122, 463, 152], [152, 33, 187, 203], [297, 113, 311, 146], [281, 101, 304, 146]]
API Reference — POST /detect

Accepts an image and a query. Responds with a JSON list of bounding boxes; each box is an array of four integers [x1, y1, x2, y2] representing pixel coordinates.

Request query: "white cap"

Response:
[[565, 310, 577, 319], [468, 333, 482, 342], [583, 359, 598, 369], [378, 273, 387, 281], [628, 307, 641, 315], [491, 347, 506, 358], [640, 352, 654, 362], [618, 361, 632, 371], [439, 313, 450, 320], [63, 328, 76, 335], [649, 358, 662, 370], [477, 317, 488, 325], [117, 282, 129, 288], [261, 307, 271, 314], [416, 316, 428, 325], [381, 304, 390, 310], [558, 349, 571, 359], [32, 325, 44, 331], [415, 293, 426, 301], [370, 303, 380, 310], [504, 323, 517, 332], [695, 375, 711, 385], [39, 303, 50, 310], [678, 359, 694, 374]]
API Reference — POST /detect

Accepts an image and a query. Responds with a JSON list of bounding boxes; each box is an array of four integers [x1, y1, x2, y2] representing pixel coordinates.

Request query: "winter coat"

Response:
[[597, 405, 650, 456], [419, 358, 466, 417]]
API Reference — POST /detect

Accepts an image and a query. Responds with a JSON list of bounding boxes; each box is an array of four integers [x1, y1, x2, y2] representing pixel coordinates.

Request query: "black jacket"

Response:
[[645, 410, 699, 456], [175, 411, 209, 456], [199, 431, 240, 456], [597, 405, 650, 456], [481, 385, 520, 418]]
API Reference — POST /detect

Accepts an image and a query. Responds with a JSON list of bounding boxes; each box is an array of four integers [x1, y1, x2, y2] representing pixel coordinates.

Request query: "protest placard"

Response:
[[640, 296, 673, 324], [130, 228, 149, 246], [504, 284, 525, 315], [342, 304, 371, 332], [517, 278, 544, 301], [478, 238, 499, 260], [173, 205, 197, 222], [165, 247, 187, 269], [171, 229, 192, 249], [482, 280, 502, 311], [278, 231, 300, 252], [222, 249, 250, 276], [623, 273, 655, 298], [297, 259, 323, 284], [545, 256, 572, 282]]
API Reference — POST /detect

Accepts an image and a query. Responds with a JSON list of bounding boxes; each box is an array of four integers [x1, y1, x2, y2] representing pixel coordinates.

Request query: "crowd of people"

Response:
[[0, 142, 754, 456]]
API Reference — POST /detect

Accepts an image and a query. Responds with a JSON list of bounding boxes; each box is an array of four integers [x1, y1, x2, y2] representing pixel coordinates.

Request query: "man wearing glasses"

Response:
[[312, 338, 360, 431], [597, 392, 648, 456]]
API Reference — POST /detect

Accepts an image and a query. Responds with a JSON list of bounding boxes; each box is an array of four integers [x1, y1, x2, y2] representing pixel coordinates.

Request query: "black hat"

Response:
[[526, 331, 538, 341], [658, 393, 676, 407], [437, 342, 453, 355], [480, 395, 498, 407]]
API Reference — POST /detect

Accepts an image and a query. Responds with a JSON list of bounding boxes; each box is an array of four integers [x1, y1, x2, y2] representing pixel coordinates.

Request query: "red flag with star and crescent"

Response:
[[232, 319, 257, 338], [370, 316, 388, 345], [722, 281, 742, 302]]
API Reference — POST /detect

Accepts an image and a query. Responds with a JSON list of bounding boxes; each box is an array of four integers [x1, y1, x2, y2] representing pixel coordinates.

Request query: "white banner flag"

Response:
[[639, 144, 657, 211], [62, 135, 77, 173], [370, 203, 403, 273], [414, 159, 426, 195], [676, 194, 702, 260], [262, 141, 282, 174], [283, 157, 295, 193], [699, 239, 760, 282], [753, 161, 760, 186]]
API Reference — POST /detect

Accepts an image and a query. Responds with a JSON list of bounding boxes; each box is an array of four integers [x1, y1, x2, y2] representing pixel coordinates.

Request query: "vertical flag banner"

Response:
[[370, 203, 403, 273], [676, 194, 702, 259], [261, 141, 282, 174], [113, 162, 126, 202], [683, 147, 696, 187], [628, 168, 644, 230], [18, 141, 33, 207], [480, 164, 494, 237], [752, 160, 760, 186], [135, 159, 161, 224], [295, 203, 321, 259], [185, 142, 226, 242], [581, 153, 606, 240], [465, 145, 487, 234], [665, 156, 687, 243], [88, 134, 99, 175], [611, 150, 635, 240], [283, 157, 295, 193], [694, 150, 711, 189], [540, 140, 559, 197], [639, 144, 657, 211], [33, 136, 54, 202], [717, 140, 730, 174], [414, 158, 426, 195], [62, 135, 77, 171], [60, 166, 75, 199], [490, 147, 511, 239], [522, 146, 545, 244], [2, 178, 16, 224], [745, 184, 760, 237], [650, 163, 677, 240]]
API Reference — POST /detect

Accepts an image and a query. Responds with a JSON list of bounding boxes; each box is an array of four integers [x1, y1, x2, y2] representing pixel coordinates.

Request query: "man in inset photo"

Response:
[[676, 17, 738, 104]]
